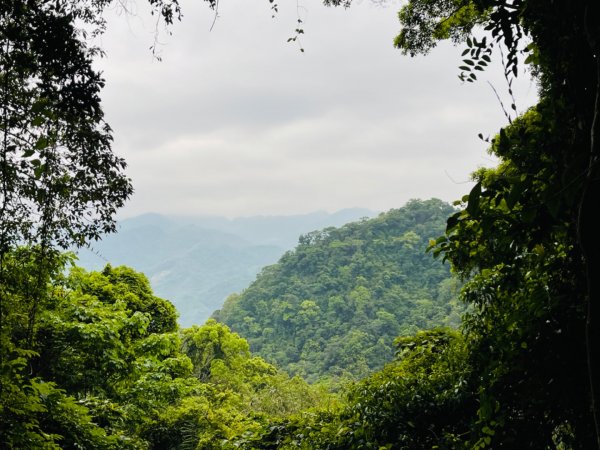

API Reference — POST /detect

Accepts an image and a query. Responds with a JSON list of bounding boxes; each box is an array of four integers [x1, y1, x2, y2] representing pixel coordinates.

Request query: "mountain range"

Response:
[[75, 208, 377, 326]]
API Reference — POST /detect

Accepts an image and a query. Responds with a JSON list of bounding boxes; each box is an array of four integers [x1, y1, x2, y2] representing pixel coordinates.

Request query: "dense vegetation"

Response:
[[3, 0, 600, 448], [220, 0, 600, 446], [224, 327, 474, 449], [214, 199, 464, 382], [1, 253, 333, 448], [74, 209, 375, 327]]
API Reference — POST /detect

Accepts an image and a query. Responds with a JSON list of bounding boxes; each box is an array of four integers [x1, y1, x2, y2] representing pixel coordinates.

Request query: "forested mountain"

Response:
[[4, 0, 598, 446], [214, 199, 464, 382], [75, 209, 376, 326]]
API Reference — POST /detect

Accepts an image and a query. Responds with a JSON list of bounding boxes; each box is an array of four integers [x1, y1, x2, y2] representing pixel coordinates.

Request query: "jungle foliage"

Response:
[[214, 199, 464, 383], [394, 0, 600, 447], [3, 0, 600, 447], [0, 255, 334, 448], [223, 0, 600, 446]]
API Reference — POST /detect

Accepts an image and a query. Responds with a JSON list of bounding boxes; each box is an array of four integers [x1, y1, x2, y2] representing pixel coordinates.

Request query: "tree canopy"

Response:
[[395, 0, 600, 447], [3, 0, 600, 447], [223, 0, 600, 447], [1, 256, 333, 448], [214, 199, 464, 383]]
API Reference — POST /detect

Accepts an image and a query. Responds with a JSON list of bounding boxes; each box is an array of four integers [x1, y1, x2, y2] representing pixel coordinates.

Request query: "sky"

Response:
[[95, 0, 539, 219]]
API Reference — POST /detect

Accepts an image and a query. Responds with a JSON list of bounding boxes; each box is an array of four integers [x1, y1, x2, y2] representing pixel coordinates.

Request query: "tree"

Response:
[[0, 1, 213, 445], [3, 256, 337, 448], [0, 0, 225, 331], [384, 0, 600, 447], [1, 0, 132, 253], [0, 249, 123, 448], [428, 112, 591, 447]]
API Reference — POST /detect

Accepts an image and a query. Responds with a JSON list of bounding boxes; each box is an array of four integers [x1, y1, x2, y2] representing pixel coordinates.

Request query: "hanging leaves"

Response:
[[458, 36, 493, 83]]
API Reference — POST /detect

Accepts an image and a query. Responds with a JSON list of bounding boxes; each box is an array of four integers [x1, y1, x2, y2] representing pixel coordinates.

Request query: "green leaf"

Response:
[[31, 116, 44, 127], [35, 137, 48, 150], [34, 165, 44, 179], [446, 213, 460, 232], [505, 182, 523, 209], [466, 182, 482, 216]]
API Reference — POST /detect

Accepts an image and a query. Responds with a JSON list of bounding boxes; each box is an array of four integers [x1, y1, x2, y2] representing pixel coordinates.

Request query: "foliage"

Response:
[[1, 253, 332, 448], [0, 0, 134, 253], [228, 0, 600, 447], [214, 199, 464, 383], [328, 329, 473, 450], [74, 210, 375, 327], [228, 328, 474, 450], [391, 0, 600, 447], [1, 1, 196, 444], [394, 0, 486, 57], [0, 249, 119, 448], [0, 1, 227, 444], [6, 0, 599, 447], [427, 106, 591, 448]]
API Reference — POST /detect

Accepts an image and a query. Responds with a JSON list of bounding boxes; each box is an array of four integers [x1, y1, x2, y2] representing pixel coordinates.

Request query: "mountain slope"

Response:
[[213, 199, 464, 382], [75, 208, 376, 326]]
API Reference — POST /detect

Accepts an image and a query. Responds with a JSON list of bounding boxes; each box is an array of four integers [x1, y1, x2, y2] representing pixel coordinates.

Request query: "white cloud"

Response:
[[95, 0, 537, 218]]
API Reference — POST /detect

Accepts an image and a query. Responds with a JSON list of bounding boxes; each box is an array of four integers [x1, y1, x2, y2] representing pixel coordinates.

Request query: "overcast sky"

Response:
[[95, 0, 538, 219]]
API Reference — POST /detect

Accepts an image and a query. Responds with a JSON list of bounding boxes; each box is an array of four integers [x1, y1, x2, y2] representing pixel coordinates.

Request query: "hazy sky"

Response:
[[95, 0, 538, 219]]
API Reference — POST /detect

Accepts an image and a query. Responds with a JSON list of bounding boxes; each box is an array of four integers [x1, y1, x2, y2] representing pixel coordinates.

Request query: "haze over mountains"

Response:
[[75, 208, 377, 326]]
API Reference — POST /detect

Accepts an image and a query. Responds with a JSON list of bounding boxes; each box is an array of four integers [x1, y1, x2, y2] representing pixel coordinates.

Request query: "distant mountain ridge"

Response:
[[75, 208, 377, 326]]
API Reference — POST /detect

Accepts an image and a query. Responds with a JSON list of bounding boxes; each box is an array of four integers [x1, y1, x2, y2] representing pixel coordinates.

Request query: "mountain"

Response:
[[213, 199, 464, 383], [74, 208, 377, 326]]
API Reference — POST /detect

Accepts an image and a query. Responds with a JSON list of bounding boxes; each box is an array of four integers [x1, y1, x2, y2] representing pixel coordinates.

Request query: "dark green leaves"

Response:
[[1, 0, 134, 250], [458, 36, 493, 83], [466, 181, 482, 216]]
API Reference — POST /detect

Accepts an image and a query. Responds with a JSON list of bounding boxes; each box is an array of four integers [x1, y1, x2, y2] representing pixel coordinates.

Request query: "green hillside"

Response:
[[75, 209, 376, 326], [213, 199, 464, 382]]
